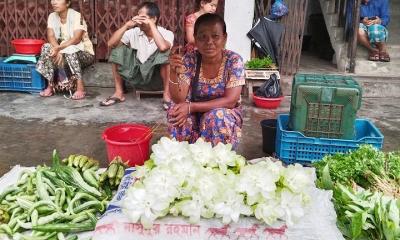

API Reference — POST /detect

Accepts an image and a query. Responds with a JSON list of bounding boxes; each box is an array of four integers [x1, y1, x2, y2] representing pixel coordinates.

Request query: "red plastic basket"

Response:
[[11, 39, 45, 55], [253, 95, 284, 109], [102, 124, 152, 167]]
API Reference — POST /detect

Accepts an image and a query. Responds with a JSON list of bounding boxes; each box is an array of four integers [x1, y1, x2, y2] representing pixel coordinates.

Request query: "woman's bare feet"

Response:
[[71, 79, 86, 100]]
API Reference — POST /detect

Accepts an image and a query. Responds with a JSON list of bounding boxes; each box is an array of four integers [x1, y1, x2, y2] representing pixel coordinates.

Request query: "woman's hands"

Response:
[[50, 46, 63, 67], [169, 102, 190, 127], [169, 47, 185, 77], [362, 16, 382, 26]]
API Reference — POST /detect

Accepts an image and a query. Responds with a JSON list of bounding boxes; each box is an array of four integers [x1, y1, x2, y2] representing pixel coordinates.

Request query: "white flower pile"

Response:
[[122, 137, 316, 228]]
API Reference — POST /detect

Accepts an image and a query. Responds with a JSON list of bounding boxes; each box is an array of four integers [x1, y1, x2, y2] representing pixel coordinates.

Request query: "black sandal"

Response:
[[99, 96, 125, 107]]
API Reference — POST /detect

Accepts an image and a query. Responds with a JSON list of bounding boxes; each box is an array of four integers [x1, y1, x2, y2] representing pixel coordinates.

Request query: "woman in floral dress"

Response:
[[168, 13, 245, 150], [36, 0, 94, 100]]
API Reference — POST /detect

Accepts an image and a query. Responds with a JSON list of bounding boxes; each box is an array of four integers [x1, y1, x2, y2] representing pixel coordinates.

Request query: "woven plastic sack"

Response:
[[270, 0, 289, 19]]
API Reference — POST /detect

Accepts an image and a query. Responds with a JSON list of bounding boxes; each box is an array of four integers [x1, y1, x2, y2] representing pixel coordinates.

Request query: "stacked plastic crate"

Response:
[[0, 56, 45, 93], [275, 74, 384, 165]]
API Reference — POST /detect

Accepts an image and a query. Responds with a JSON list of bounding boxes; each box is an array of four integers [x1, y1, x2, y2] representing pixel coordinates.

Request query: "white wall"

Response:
[[224, 0, 255, 62]]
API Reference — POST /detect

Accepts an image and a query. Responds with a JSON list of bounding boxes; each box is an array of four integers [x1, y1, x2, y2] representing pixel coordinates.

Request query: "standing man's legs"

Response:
[[160, 63, 171, 105]]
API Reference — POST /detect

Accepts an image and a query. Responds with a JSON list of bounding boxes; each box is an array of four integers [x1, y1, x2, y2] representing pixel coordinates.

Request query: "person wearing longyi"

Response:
[[100, 2, 174, 108], [168, 13, 245, 150], [36, 0, 95, 100], [358, 0, 391, 62]]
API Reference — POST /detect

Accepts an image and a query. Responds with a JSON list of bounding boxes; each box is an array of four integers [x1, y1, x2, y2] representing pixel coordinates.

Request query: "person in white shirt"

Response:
[[100, 2, 174, 107]]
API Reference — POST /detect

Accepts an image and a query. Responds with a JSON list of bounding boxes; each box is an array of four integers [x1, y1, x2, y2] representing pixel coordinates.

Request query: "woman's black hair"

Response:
[[194, 13, 226, 35], [138, 1, 161, 25], [195, 0, 213, 9]]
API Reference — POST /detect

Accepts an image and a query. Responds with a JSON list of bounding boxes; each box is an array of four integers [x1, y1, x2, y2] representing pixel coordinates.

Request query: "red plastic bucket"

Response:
[[11, 39, 45, 55], [102, 124, 152, 167]]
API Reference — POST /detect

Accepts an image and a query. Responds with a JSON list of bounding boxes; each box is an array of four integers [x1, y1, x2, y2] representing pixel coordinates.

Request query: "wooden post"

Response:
[[349, 0, 361, 73]]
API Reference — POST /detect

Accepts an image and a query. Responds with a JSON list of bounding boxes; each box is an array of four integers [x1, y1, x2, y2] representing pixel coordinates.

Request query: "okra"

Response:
[[65, 235, 78, 240], [0, 223, 12, 236], [32, 220, 95, 233], [117, 165, 125, 181], [70, 213, 88, 223], [31, 209, 39, 226], [28, 200, 58, 216], [0, 186, 19, 202], [13, 232, 57, 240], [37, 212, 64, 225], [83, 170, 99, 188], [17, 219, 32, 229], [8, 213, 27, 229], [57, 232, 65, 240], [107, 163, 118, 179], [16, 197, 34, 210], [82, 160, 94, 172], [36, 171, 50, 201], [42, 171, 75, 197], [43, 177, 56, 193], [71, 200, 103, 214]]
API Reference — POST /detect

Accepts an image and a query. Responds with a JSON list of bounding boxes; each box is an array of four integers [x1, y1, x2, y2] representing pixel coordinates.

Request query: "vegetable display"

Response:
[[245, 56, 274, 69], [122, 137, 316, 229], [0, 150, 128, 239], [314, 145, 400, 240]]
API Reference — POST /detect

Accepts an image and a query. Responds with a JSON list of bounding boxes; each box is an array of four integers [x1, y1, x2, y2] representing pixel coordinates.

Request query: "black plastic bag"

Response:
[[255, 73, 282, 98]]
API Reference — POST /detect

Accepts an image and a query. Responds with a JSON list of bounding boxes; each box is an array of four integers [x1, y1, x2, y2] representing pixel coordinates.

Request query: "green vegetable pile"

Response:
[[0, 150, 128, 239], [245, 56, 274, 69], [314, 145, 400, 240]]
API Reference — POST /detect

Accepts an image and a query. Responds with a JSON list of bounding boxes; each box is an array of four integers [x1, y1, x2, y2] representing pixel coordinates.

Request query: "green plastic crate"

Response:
[[289, 74, 362, 139]]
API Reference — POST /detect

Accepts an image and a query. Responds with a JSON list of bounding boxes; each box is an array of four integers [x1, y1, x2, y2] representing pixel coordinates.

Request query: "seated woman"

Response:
[[168, 13, 245, 150], [36, 0, 94, 99], [185, 0, 218, 52]]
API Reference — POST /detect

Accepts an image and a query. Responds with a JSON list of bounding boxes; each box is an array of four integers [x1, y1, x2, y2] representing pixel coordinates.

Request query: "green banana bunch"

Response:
[[99, 156, 128, 190], [62, 154, 100, 172], [0, 205, 9, 224]]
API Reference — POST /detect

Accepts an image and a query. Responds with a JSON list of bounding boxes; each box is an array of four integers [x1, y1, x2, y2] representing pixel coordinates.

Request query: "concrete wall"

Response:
[[224, 0, 255, 62]]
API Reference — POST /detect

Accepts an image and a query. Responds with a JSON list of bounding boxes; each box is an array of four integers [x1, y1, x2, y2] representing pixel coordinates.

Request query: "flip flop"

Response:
[[100, 96, 125, 107], [379, 51, 391, 62], [368, 50, 380, 61], [39, 89, 54, 97], [71, 91, 86, 100]]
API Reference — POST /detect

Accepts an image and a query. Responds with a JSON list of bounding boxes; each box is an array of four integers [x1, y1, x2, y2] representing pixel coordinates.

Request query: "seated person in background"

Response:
[[358, 0, 390, 62], [185, 0, 218, 52], [168, 14, 245, 150], [100, 2, 174, 107], [36, 0, 95, 100]]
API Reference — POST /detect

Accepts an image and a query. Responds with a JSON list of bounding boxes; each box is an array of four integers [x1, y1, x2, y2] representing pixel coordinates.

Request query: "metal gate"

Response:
[[254, 0, 308, 75], [0, 0, 224, 60]]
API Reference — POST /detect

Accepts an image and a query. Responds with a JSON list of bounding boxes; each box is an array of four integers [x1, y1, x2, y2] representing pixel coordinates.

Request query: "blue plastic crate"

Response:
[[275, 114, 384, 165], [0, 58, 45, 93]]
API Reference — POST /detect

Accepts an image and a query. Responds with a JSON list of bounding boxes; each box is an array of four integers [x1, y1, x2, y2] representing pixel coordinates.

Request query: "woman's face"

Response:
[[51, 0, 69, 13], [200, 0, 218, 14], [195, 22, 226, 58]]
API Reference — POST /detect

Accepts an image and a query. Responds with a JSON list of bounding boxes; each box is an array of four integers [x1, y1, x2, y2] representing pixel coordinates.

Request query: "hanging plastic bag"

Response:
[[270, 0, 289, 20], [255, 73, 282, 98]]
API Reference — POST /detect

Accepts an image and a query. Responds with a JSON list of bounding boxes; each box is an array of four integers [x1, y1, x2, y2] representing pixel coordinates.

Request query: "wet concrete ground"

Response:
[[0, 87, 399, 176]]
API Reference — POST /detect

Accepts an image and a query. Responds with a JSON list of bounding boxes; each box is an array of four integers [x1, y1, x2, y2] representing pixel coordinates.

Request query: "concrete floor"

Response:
[[0, 87, 399, 177]]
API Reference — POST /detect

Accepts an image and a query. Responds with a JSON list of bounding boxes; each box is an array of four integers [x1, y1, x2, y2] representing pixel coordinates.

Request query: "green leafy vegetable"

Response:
[[245, 56, 274, 69]]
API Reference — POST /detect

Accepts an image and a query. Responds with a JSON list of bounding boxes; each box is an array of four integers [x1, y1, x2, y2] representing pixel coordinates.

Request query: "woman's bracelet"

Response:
[[169, 79, 179, 85]]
